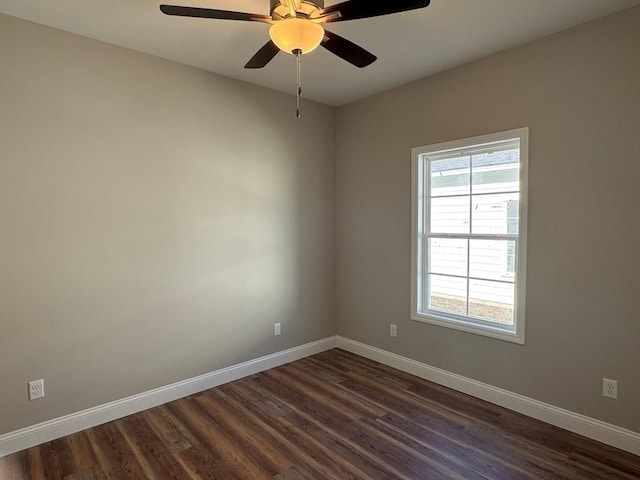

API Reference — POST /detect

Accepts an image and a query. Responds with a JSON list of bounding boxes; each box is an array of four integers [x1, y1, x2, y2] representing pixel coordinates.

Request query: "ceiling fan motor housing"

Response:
[[270, 0, 324, 16]]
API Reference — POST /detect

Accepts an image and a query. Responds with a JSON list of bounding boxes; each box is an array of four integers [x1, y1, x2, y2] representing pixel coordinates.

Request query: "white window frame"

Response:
[[411, 128, 528, 344]]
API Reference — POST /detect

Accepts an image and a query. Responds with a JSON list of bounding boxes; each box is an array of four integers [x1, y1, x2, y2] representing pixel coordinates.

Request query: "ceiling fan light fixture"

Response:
[[269, 18, 324, 54]]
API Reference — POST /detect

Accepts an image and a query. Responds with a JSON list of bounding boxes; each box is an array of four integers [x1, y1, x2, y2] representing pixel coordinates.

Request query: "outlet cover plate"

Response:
[[603, 378, 618, 399], [28, 379, 45, 401], [390, 324, 397, 337]]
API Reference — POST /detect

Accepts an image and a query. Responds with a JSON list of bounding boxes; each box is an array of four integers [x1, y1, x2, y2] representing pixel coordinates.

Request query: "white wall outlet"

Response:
[[28, 379, 45, 401], [603, 378, 618, 399], [390, 324, 397, 337], [274, 323, 281, 336]]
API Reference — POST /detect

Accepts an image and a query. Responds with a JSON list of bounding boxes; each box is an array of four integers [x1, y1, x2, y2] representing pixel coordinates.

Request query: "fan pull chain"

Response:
[[294, 48, 302, 118]]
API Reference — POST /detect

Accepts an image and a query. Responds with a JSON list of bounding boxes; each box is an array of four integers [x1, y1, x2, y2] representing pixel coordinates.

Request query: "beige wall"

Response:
[[0, 13, 335, 435], [336, 7, 640, 431]]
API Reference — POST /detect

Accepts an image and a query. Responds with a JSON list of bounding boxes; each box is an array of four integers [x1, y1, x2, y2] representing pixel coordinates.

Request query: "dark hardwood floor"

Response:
[[1, 348, 639, 479]]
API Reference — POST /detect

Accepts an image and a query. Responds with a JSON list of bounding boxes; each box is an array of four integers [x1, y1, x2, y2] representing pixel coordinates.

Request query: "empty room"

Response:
[[1, 0, 639, 478]]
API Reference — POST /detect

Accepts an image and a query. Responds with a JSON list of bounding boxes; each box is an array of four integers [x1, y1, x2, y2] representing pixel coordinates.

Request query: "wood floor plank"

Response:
[[64, 466, 109, 480], [273, 465, 317, 480], [0, 449, 30, 480], [378, 411, 546, 480], [221, 381, 376, 480], [221, 378, 292, 420], [281, 362, 389, 418], [143, 405, 195, 454], [1, 348, 638, 479], [314, 352, 607, 477], [195, 393, 294, 475], [306, 354, 475, 429], [277, 411, 401, 480], [568, 451, 640, 480], [115, 414, 186, 479], [168, 398, 273, 480], [65, 431, 100, 473], [85, 421, 148, 479], [175, 444, 239, 480], [264, 370, 487, 479]]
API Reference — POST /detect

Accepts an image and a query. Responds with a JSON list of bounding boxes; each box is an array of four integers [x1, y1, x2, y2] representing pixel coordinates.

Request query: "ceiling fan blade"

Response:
[[317, 0, 430, 23], [159, 5, 271, 23], [321, 30, 376, 68], [245, 41, 281, 69]]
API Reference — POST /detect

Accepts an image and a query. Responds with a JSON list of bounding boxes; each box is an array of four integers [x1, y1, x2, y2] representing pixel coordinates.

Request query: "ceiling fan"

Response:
[[160, 0, 431, 115]]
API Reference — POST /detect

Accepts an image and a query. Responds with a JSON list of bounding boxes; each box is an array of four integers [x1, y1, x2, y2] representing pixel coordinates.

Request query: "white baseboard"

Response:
[[0, 336, 338, 458], [336, 336, 640, 456]]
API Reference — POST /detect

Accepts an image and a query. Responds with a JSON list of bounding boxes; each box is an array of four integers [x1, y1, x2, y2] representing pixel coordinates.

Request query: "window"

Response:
[[411, 128, 528, 343]]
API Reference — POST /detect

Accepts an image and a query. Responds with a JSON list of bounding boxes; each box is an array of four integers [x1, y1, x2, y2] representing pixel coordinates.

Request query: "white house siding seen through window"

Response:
[[411, 128, 528, 343]]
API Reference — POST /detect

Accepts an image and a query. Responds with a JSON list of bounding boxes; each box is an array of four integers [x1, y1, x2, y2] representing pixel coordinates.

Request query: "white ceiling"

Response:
[[1, 0, 638, 106]]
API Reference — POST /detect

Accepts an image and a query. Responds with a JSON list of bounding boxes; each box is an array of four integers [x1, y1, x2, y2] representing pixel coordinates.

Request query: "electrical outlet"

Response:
[[603, 378, 618, 399], [390, 324, 397, 337], [28, 379, 45, 401], [274, 323, 281, 336]]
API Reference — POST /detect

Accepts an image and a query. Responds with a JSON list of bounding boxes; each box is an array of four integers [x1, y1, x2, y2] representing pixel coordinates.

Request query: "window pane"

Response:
[[428, 274, 467, 316], [471, 193, 519, 234], [506, 239, 516, 273], [469, 239, 515, 282], [430, 156, 470, 197], [431, 196, 470, 234], [469, 279, 514, 325], [472, 148, 520, 194], [429, 238, 468, 276]]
